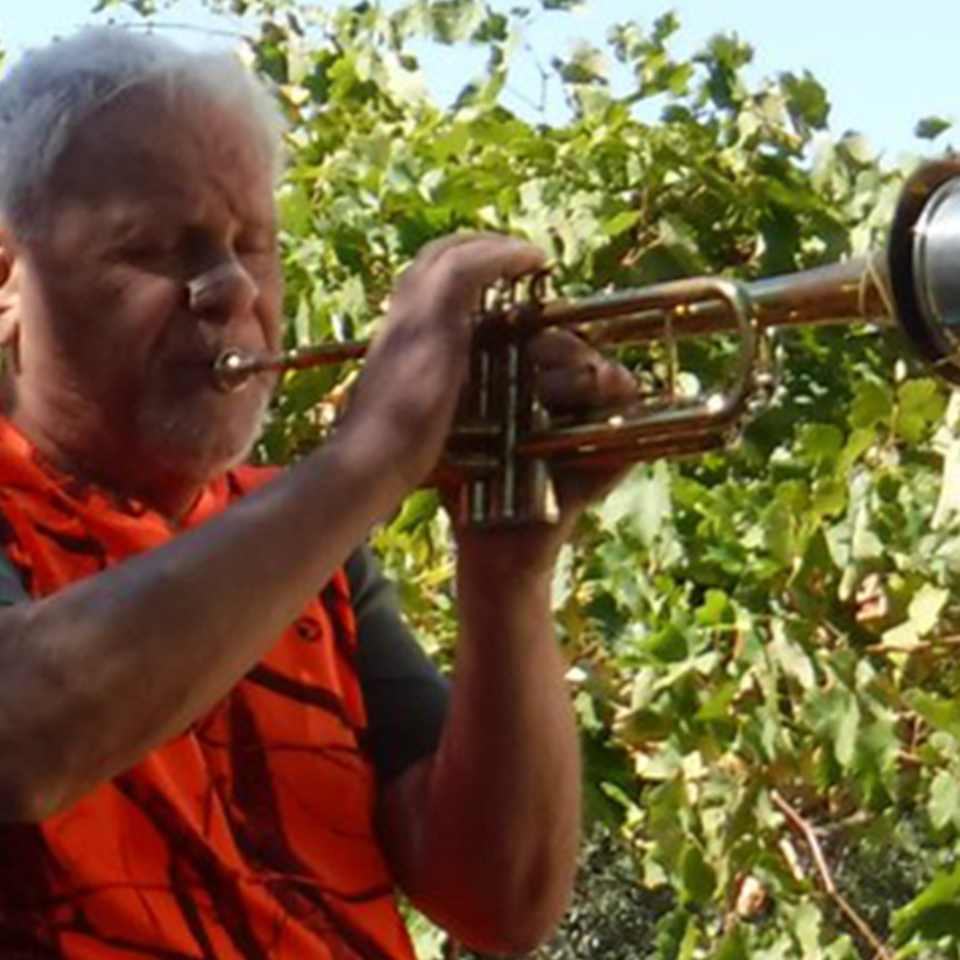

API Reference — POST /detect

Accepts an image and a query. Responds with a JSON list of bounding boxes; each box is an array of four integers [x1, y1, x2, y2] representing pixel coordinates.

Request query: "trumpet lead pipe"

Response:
[[212, 340, 368, 391], [211, 255, 892, 390]]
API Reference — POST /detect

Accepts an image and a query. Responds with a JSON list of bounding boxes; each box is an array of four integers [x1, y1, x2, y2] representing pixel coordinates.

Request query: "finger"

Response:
[[531, 330, 635, 413], [416, 231, 543, 276], [527, 329, 590, 366], [554, 462, 633, 515], [430, 236, 546, 296], [406, 231, 510, 273], [394, 233, 546, 309]]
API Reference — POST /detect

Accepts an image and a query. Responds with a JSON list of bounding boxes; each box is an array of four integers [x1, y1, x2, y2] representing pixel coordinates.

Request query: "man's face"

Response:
[[5, 86, 283, 500]]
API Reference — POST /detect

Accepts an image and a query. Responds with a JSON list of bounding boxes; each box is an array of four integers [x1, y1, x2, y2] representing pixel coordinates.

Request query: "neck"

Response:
[[3, 387, 209, 520]]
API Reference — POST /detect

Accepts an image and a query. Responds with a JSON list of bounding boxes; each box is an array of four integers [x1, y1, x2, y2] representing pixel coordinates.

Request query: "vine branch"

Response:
[[771, 791, 893, 960]]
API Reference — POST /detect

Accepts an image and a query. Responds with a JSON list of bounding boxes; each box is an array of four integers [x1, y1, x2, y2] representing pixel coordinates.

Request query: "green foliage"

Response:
[[915, 116, 952, 142], [71, 1, 960, 955], [516, 829, 673, 960]]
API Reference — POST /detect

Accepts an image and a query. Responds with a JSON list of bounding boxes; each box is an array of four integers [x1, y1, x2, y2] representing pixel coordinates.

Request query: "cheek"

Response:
[[34, 257, 177, 338], [257, 273, 284, 351], [95, 280, 183, 374], [42, 272, 182, 385]]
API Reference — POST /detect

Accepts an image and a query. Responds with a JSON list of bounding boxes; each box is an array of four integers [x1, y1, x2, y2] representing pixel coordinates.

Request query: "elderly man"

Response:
[[0, 26, 632, 960]]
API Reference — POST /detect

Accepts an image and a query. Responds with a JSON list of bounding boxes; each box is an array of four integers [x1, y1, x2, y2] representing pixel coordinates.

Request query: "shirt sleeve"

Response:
[[346, 546, 450, 783]]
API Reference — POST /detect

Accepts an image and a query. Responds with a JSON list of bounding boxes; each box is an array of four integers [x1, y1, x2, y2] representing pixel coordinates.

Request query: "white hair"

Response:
[[0, 27, 286, 236]]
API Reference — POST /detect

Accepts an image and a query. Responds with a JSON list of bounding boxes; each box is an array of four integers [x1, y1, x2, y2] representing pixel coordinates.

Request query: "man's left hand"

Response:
[[451, 328, 636, 574]]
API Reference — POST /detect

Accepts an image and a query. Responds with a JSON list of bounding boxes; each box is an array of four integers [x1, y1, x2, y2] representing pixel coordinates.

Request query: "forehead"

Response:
[[47, 87, 275, 219]]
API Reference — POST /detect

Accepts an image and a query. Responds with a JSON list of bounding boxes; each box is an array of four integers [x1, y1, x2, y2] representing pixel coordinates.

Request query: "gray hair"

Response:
[[0, 27, 286, 236]]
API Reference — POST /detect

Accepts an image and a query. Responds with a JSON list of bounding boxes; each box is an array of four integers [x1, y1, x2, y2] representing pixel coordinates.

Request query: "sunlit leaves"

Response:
[[916, 116, 953, 141], [896, 378, 948, 445], [894, 862, 960, 945], [779, 70, 830, 136]]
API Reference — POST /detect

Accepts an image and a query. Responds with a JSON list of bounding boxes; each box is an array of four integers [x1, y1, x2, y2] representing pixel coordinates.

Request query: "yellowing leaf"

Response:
[[908, 583, 949, 637], [929, 769, 960, 830]]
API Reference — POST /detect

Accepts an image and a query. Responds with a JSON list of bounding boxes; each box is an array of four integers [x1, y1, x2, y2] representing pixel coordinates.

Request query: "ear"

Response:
[[0, 226, 21, 354]]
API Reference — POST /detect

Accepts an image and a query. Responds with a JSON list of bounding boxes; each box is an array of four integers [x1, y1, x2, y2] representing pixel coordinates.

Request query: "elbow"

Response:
[[418, 868, 573, 956], [0, 766, 58, 822], [460, 925, 560, 957], [444, 901, 567, 956], [0, 747, 82, 823], [0, 779, 80, 823]]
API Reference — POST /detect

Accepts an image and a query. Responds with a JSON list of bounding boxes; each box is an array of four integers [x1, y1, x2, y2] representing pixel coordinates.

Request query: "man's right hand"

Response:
[[339, 234, 546, 492]]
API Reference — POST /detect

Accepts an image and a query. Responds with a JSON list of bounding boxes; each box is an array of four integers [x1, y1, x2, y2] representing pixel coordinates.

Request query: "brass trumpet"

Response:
[[213, 159, 960, 528]]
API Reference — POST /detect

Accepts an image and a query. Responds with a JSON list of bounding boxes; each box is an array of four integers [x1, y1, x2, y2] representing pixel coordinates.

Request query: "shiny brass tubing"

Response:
[[212, 253, 892, 392], [213, 340, 368, 391]]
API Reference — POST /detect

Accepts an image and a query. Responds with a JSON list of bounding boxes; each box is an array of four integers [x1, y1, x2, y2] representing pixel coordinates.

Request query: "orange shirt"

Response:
[[0, 419, 417, 960]]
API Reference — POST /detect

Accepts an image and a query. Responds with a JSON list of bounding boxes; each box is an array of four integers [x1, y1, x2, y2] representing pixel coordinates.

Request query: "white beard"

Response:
[[134, 381, 273, 485]]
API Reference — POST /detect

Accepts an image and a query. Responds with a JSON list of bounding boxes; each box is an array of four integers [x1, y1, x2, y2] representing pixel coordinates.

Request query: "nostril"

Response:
[[187, 263, 243, 313]]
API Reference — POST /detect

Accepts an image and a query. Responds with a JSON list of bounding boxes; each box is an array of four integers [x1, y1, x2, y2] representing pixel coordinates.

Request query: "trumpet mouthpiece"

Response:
[[212, 348, 257, 392]]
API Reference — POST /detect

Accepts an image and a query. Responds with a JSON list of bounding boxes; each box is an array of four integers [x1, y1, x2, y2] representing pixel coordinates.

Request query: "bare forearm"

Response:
[[382, 546, 581, 953], [0, 431, 410, 820]]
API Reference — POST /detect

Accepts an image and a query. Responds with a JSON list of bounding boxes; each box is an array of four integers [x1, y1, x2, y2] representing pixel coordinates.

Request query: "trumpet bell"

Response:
[[890, 159, 960, 385]]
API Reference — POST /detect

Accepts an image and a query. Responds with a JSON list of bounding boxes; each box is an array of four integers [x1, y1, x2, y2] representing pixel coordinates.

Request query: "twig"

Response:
[[865, 634, 960, 655], [117, 20, 246, 41], [920, 632, 960, 645], [771, 790, 894, 960], [502, 40, 551, 118]]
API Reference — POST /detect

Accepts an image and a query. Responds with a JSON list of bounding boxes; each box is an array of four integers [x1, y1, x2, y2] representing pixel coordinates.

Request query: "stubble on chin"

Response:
[[135, 383, 273, 486]]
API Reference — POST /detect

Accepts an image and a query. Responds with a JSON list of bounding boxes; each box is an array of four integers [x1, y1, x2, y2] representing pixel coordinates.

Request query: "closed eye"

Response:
[[107, 231, 178, 269], [122, 243, 174, 263]]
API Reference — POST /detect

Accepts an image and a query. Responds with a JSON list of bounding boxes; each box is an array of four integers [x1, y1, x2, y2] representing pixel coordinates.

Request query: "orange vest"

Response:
[[0, 418, 417, 960]]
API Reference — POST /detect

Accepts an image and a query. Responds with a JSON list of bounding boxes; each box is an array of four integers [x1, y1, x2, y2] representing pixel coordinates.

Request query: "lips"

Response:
[[169, 343, 257, 371]]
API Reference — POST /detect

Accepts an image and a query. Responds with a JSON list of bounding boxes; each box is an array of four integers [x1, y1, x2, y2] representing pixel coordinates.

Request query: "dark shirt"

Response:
[[347, 545, 450, 780]]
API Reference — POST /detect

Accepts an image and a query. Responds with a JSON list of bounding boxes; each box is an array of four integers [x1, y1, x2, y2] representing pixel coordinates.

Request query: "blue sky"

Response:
[[2, 0, 957, 162]]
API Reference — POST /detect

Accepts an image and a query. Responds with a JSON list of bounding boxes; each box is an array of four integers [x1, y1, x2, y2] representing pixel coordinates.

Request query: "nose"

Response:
[[186, 260, 258, 322]]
